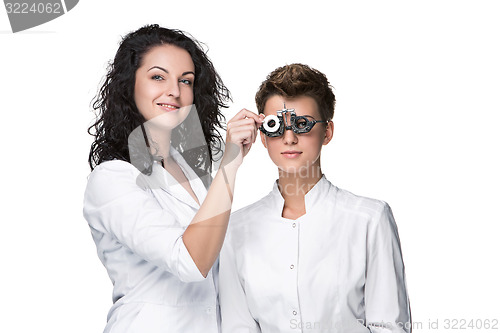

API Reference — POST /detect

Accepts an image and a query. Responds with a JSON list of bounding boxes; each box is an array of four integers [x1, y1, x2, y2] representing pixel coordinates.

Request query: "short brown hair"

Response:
[[255, 63, 335, 121]]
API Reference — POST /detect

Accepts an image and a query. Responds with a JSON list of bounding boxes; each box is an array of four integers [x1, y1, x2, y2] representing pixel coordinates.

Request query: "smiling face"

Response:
[[134, 44, 195, 128], [260, 95, 334, 176]]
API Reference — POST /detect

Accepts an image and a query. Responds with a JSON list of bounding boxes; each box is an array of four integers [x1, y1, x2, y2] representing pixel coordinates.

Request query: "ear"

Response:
[[260, 131, 268, 149], [323, 121, 334, 145]]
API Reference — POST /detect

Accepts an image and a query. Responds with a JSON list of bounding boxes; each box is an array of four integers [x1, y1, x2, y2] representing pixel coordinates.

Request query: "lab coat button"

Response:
[[290, 264, 295, 269], [292, 223, 296, 228], [293, 310, 297, 315]]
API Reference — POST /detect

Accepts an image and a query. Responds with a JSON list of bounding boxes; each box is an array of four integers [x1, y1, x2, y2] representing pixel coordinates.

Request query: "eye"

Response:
[[295, 118, 308, 129], [152, 74, 164, 81], [263, 115, 281, 133], [179, 78, 193, 86]]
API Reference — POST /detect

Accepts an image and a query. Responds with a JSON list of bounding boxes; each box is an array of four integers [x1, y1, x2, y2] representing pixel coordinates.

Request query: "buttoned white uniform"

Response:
[[83, 148, 219, 333], [219, 175, 410, 333]]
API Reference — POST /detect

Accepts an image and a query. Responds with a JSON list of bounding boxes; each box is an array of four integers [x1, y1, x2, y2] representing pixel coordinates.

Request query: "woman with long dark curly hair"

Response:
[[83, 24, 263, 333]]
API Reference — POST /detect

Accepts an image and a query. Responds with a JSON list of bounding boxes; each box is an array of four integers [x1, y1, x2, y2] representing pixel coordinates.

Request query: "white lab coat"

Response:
[[83, 148, 219, 333], [219, 175, 411, 333]]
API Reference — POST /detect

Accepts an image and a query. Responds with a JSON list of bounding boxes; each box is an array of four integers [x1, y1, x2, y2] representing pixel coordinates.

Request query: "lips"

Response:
[[157, 103, 180, 112], [281, 150, 302, 158]]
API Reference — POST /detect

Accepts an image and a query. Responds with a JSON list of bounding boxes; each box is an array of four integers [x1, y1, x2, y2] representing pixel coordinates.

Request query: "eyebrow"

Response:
[[148, 66, 195, 76]]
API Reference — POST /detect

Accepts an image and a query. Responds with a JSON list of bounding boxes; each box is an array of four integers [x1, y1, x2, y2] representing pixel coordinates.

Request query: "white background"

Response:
[[1, 1, 499, 332]]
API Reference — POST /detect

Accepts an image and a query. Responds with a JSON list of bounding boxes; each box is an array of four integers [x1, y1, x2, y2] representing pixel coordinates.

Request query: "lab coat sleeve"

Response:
[[83, 160, 205, 283], [219, 234, 261, 333], [364, 203, 411, 333]]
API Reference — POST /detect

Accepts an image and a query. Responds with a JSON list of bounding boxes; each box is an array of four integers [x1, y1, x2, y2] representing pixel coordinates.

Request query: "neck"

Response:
[[277, 162, 323, 204], [143, 124, 172, 162]]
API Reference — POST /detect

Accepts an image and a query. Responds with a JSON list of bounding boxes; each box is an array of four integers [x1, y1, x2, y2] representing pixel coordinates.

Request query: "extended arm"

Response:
[[183, 109, 263, 277], [84, 109, 263, 281]]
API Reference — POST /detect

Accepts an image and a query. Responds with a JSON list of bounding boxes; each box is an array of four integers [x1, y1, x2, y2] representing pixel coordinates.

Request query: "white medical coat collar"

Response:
[[270, 174, 330, 217], [147, 147, 207, 209]]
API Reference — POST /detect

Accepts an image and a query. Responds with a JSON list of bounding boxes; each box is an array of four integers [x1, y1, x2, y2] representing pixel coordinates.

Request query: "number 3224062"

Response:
[[444, 319, 498, 330], [5, 3, 62, 14]]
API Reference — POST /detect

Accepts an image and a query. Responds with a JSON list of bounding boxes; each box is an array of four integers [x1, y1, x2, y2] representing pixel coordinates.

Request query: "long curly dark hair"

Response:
[[88, 24, 230, 181]]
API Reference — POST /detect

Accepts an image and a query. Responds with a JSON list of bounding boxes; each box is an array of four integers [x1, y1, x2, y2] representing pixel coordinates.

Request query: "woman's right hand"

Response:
[[221, 109, 264, 169]]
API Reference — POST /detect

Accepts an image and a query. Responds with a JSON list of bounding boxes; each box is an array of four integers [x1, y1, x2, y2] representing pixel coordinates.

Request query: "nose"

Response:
[[282, 127, 298, 144], [281, 112, 297, 144], [166, 80, 180, 98]]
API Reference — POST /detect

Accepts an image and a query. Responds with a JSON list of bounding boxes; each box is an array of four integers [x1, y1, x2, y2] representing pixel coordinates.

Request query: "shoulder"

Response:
[[86, 160, 141, 190], [333, 186, 390, 223], [85, 160, 142, 204], [88, 159, 139, 180], [231, 195, 270, 224], [226, 193, 273, 239]]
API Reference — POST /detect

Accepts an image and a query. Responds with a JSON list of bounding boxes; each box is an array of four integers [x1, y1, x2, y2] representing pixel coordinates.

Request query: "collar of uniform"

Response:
[[270, 174, 329, 214], [150, 147, 207, 209]]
